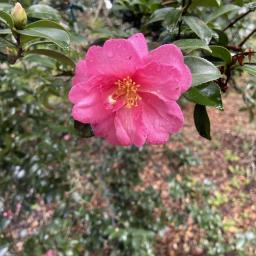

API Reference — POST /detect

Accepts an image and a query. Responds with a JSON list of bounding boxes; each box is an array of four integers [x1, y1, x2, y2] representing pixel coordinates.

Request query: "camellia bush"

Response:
[[0, 0, 255, 255]]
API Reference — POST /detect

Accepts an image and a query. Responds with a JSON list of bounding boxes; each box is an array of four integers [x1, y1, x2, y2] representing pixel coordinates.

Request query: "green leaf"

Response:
[[213, 29, 229, 46], [185, 82, 223, 109], [25, 49, 75, 68], [148, 7, 172, 23], [74, 121, 94, 138], [26, 20, 67, 31], [190, 0, 221, 8], [27, 4, 61, 21], [174, 39, 212, 53], [194, 104, 211, 140], [206, 4, 240, 23], [210, 45, 232, 64], [16, 27, 70, 49], [0, 10, 14, 28], [0, 28, 11, 34], [242, 64, 256, 76], [185, 56, 222, 86], [183, 16, 214, 44]]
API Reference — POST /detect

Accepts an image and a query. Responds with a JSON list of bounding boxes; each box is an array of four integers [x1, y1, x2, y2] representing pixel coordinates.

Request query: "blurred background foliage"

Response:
[[0, 0, 256, 255]]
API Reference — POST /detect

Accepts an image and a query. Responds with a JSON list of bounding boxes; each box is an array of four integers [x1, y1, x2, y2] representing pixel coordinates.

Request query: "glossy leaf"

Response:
[[214, 29, 229, 46], [174, 39, 212, 53], [185, 82, 223, 109], [25, 49, 75, 68], [183, 16, 214, 44], [210, 45, 232, 64], [185, 56, 222, 86], [194, 104, 211, 140], [242, 64, 256, 76], [0, 10, 14, 28], [148, 7, 172, 23], [206, 4, 240, 23], [191, 0, 221, 8], [26, 20, 67, 31], [27, 4, 61, 21], [16, 27, 70, 49]]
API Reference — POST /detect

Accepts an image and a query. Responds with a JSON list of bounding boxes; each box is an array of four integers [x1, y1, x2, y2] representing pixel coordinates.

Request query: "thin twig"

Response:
[[176, 0, 192, 40], [239, 28, 256, 47], [224, 9, 253, 31]]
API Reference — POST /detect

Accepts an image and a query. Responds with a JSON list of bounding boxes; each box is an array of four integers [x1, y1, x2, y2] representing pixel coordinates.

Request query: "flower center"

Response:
[[110, 76, 141, 108]]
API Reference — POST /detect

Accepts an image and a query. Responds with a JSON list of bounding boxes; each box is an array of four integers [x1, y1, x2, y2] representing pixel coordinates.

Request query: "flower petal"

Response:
[[141, 93, 184, 144], [85, 39, 141, 78], [114, 106, 147, 146], [147, 44, 192, 93], [71, 84, 112, 124], [72, 60, 89, 86], [128, 33, 148, 59], [134, 62, 182, 101], [92, 116, 120, 145]]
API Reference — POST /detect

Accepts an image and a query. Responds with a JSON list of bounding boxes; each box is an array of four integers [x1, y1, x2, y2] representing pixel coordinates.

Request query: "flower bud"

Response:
[[11, 2, 27, 29]]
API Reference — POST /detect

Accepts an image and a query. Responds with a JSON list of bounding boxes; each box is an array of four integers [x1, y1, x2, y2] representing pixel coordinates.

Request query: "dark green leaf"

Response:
[[190, 0, 221, 8], [185, 82, 223, 109], [17, 27, 70, 49], [210, 45, 232, 64], [185, 56, 222, 86], [183, 16, 214, 44], [26, 20, 67, 31], [213, 29, 229, 46], [74, 121, 94, 138], [206, 4, 240, 23], [0, 10, 14, 28], [148, 7, 172, 23], [25, 49, 75, 68], [194, 104, 211, 140], [27, 4, 61, 21], [174, 39, 212, 53]]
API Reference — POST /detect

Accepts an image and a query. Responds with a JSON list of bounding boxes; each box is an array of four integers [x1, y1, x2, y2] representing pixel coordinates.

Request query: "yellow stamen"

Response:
[[110, 76, 141, 108]]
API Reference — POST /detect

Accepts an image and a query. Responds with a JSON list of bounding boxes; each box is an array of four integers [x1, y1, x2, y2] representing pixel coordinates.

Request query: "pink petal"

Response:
[[71, 86, 112, 124], [147, 44, 192, 93], [85, 39, 141, 78], [134, 62, 182, 101], [72, 60, 88, 86], [92, 116, 120, 145], [114, 106, 147, 146], [128, 33, 148, 59], [141, 93, 184, 144], [85, 45, 112, 76], [69, 76, 114, 104]]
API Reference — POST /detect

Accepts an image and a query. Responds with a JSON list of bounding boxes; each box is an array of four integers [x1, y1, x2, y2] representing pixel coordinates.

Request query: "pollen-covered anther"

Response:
[[112, 76, 142, 108]]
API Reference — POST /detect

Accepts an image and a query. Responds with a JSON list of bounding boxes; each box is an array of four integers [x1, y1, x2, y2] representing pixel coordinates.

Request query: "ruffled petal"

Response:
[[114, 105, 147, 146], [85, 39, 141, 78], [92, 116, 120, 145], [134, 62, 182, 101], [72, 60, 89, 86], [146, 44, 192, 93], [141, 93, 184, 144], [71, 81, 113, 124], [128, 33, 148, 59]]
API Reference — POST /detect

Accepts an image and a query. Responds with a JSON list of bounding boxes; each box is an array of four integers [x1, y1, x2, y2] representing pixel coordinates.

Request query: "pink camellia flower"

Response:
[[44, 250, 58, 256], [69, 33, 192, 146]]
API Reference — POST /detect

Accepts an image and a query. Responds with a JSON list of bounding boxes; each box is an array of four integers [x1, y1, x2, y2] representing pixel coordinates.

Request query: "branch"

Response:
[[176, 0, 192, 40], [224, 9, 253, 31], [239, 28, 256, 47]]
